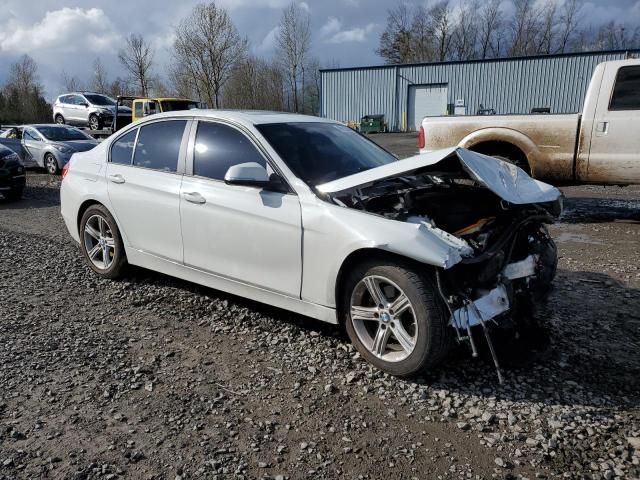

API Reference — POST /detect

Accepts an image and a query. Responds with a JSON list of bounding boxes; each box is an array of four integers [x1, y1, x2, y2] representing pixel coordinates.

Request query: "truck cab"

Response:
[[131, 98, 201, 123]]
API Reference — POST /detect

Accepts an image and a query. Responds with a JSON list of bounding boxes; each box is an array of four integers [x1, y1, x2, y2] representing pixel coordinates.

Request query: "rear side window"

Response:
[[193, 122, 266, 180], [134, 102, 143, 118], [111, 130, 137, 165], [610, 66, 640, 110], [133, 120, 187, 172]]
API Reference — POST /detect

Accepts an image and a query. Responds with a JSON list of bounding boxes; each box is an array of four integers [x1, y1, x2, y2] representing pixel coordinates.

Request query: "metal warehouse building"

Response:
[[320, 50, 640, 132]]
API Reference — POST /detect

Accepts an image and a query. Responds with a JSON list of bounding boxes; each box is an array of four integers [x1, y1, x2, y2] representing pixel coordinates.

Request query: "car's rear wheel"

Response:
[[44, 154, 59, 175], [80, 205, 127, 279], [88, 114, 101, 131], [342, 260, 451, 376], [55, 114, 65, 125]]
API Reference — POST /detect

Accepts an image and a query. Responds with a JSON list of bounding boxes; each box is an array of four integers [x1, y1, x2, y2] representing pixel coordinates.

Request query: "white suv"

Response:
[[53, 92, 131, 131]]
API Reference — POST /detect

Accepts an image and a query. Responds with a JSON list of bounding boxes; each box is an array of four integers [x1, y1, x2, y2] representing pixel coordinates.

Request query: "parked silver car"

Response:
[[0, 125, 98, 174], [53, 92, 132, 131]]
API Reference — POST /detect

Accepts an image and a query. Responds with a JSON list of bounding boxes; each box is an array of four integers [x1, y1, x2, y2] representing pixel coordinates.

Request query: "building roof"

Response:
[[319, 49, 640, 73]]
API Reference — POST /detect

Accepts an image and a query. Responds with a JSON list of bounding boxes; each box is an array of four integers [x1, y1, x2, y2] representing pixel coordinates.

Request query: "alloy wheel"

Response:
[[89, 115, 99, 130], [83, 214, 116, 270], [350, 275, 418, 363], [45, 155, 58, 174]]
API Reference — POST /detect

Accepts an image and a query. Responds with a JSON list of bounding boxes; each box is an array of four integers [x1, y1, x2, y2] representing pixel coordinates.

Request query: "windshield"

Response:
[[160, 100, 199, 112], [36, 125, 93, 141], [84, 94, 116, 106], [256, 122, 397, 186]]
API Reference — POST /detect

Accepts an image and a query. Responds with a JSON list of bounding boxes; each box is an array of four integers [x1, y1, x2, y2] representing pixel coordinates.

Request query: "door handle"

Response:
[[595, 121, 609, 134], [183, 192, 206, 204], [108, 174, 125, 184]]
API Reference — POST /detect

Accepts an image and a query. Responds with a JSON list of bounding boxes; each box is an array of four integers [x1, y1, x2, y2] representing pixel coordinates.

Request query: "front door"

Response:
[[106, 120, 189, 262], [22, 127, 45, 166], [587, 63, 640, 184], [180, 120, 302, 298]]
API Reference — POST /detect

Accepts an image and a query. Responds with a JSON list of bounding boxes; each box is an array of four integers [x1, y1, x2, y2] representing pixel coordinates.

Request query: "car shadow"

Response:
[[119, 265, 639, 410], [0, 183, 60, 209], [561, 196, 640, 224]]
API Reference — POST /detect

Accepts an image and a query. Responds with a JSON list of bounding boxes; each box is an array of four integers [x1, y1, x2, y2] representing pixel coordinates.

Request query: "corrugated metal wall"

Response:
[[320, 50, 639, 131]]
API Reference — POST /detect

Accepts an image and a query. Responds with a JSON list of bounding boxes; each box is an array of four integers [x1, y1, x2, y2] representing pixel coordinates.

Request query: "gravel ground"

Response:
[[1, 134, 639, 479]]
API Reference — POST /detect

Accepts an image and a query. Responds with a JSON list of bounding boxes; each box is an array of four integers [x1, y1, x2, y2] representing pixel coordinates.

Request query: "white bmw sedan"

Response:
[[61, 111, 562, 377]]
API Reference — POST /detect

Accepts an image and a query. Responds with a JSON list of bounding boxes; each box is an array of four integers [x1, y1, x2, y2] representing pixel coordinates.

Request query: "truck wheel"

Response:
[[342, 259, 451, 377], [55, 114, 65, 125], [89, 114, 102, 131]]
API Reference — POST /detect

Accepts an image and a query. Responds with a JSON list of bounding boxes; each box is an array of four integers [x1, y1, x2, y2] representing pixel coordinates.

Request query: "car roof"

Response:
[[142, 109, 338, 126]]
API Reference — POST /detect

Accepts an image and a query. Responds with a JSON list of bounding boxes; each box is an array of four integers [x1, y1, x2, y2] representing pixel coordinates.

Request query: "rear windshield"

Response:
[[160, 101, 199, 112], [37, 126, 93, 141], [256, 122, 396, 186]]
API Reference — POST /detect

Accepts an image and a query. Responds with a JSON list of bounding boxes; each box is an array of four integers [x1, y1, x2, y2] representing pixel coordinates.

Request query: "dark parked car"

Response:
[[0, 143, 26, 201]]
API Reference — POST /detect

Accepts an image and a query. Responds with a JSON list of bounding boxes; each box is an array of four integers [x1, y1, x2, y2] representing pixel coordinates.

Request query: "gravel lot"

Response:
[[1, 134, 639, 480]]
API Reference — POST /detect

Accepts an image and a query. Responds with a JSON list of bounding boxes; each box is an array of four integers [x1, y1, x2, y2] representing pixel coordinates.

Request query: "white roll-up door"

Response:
[[408, 84, 448, 131]]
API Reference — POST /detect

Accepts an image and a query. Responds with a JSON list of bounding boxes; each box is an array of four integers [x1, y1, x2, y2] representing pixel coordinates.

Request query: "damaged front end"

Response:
[[318, 148, 562, 381]]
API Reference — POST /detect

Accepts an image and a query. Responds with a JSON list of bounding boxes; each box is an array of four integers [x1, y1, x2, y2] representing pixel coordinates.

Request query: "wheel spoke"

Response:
[[98, 217, 105, 236], [389, 293, 411, 316], [350, 305, 378, 322], [85, 224, 100, 240], [372, 325, 391, 357], [102, 245, 111, 267], [390, 321, 415, 354], [104, 237, 115, 247], [87, 244, 101, 260], [363, 277, 386, 306]]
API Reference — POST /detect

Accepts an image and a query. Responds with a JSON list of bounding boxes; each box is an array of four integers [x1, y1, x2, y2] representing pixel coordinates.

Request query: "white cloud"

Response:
[[326, 23, 377, 43], [320, 17, 342, 37], [255, 26, 280, 54], [299, 2, 311, 12], [0, 7, 120, 53]]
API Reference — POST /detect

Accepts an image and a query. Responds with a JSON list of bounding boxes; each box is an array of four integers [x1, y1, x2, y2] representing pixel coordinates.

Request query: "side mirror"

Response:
[[224, 162, 289, 193], [81, 102, 89, 107], [224, 162, 270, 187]]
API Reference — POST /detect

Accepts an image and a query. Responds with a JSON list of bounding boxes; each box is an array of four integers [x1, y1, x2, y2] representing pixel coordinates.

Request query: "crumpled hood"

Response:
[[317, 147, 561, 205]]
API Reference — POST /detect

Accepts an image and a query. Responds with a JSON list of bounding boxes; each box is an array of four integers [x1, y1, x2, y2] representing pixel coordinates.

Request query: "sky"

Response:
[[1, 0, 639, 99]]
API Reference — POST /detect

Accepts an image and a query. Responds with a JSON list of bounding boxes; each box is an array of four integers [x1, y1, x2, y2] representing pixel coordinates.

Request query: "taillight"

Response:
[[61, 162, 71, 179], [417, 126, 425, 149]]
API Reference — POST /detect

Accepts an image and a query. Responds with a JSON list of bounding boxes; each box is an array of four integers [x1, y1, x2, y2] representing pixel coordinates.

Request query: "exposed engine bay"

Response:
[[321, 149, 563, 382]]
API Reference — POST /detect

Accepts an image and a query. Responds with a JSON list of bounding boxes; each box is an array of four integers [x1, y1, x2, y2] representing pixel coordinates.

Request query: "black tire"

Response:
[[44, 154, 60, 175], [79, 204, 127, 279], [88, 114, 102, 131], [54, 114, 65, 125], [5, 187, 23, 201], [342, 259, 451, 377]]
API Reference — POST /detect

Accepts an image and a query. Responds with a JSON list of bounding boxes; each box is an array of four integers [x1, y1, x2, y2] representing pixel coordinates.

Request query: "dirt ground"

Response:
[[0, 134, 638, 480]]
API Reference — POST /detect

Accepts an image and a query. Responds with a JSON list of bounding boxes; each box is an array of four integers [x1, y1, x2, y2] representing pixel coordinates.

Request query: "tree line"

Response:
[[377, 0, 640, 64]]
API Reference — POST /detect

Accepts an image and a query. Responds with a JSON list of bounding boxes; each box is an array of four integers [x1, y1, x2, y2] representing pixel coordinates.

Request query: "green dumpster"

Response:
[[359, 114, 386, 134]]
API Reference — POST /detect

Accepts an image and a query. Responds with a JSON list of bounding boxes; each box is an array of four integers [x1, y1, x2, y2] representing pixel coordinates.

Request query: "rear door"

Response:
[[179, 120, 302, 297], [586, 63, 640, 183], [105, 119, 190, 262]]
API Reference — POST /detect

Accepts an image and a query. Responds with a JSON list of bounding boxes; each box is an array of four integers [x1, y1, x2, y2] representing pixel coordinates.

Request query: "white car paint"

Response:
[[60, 110, 560, 326]]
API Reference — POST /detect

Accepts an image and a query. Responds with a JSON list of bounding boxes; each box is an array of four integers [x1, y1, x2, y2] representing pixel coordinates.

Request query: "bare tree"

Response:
[[276, 2, 311, 112], [173, 2, 247, 108], [92, 57, 109, 93], [61, 70, 85, 92], [118, 34, 154, 96], [224, 56, 285, 110], [1, 55, 51, 123], [377, 5, 414, 64], [537, 0, 557, 54], [508, 0, 541, 56], [557, 0, 583, 53], [452, 0, 479, 60], [431, 1, 454, 62], [478, 0, 503, 58]]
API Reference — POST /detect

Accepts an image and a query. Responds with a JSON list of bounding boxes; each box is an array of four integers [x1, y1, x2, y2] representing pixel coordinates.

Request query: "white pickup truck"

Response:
[[418, 59, 640, 185]]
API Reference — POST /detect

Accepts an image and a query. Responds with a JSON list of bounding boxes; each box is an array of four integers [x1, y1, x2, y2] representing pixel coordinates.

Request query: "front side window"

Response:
[[71, 95, 85, 105], [111, 129, 137, 165], [610, 66, 640, 110], [23, 128, 40, 141], [84, 94, 116, 106], [256, 122, 397, 186], [134, 102, 143, 117], [133, 120, 187, 172], [193, 122, 266, 180]]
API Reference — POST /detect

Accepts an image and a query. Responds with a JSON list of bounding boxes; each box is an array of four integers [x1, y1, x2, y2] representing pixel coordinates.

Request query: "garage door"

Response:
[[408, 84, 448, 131]]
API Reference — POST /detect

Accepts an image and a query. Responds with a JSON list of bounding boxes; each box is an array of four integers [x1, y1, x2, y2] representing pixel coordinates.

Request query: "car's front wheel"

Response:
[[80, 205, 127, 279], [342, 259, 451, 377], [88, 114, 101, 131], [44, 154, 60, 175], [54, 114, 65, 125]]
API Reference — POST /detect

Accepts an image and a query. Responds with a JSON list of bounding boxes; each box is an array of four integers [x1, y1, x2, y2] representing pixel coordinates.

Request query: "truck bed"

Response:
[[421, 114, 581, 183]]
